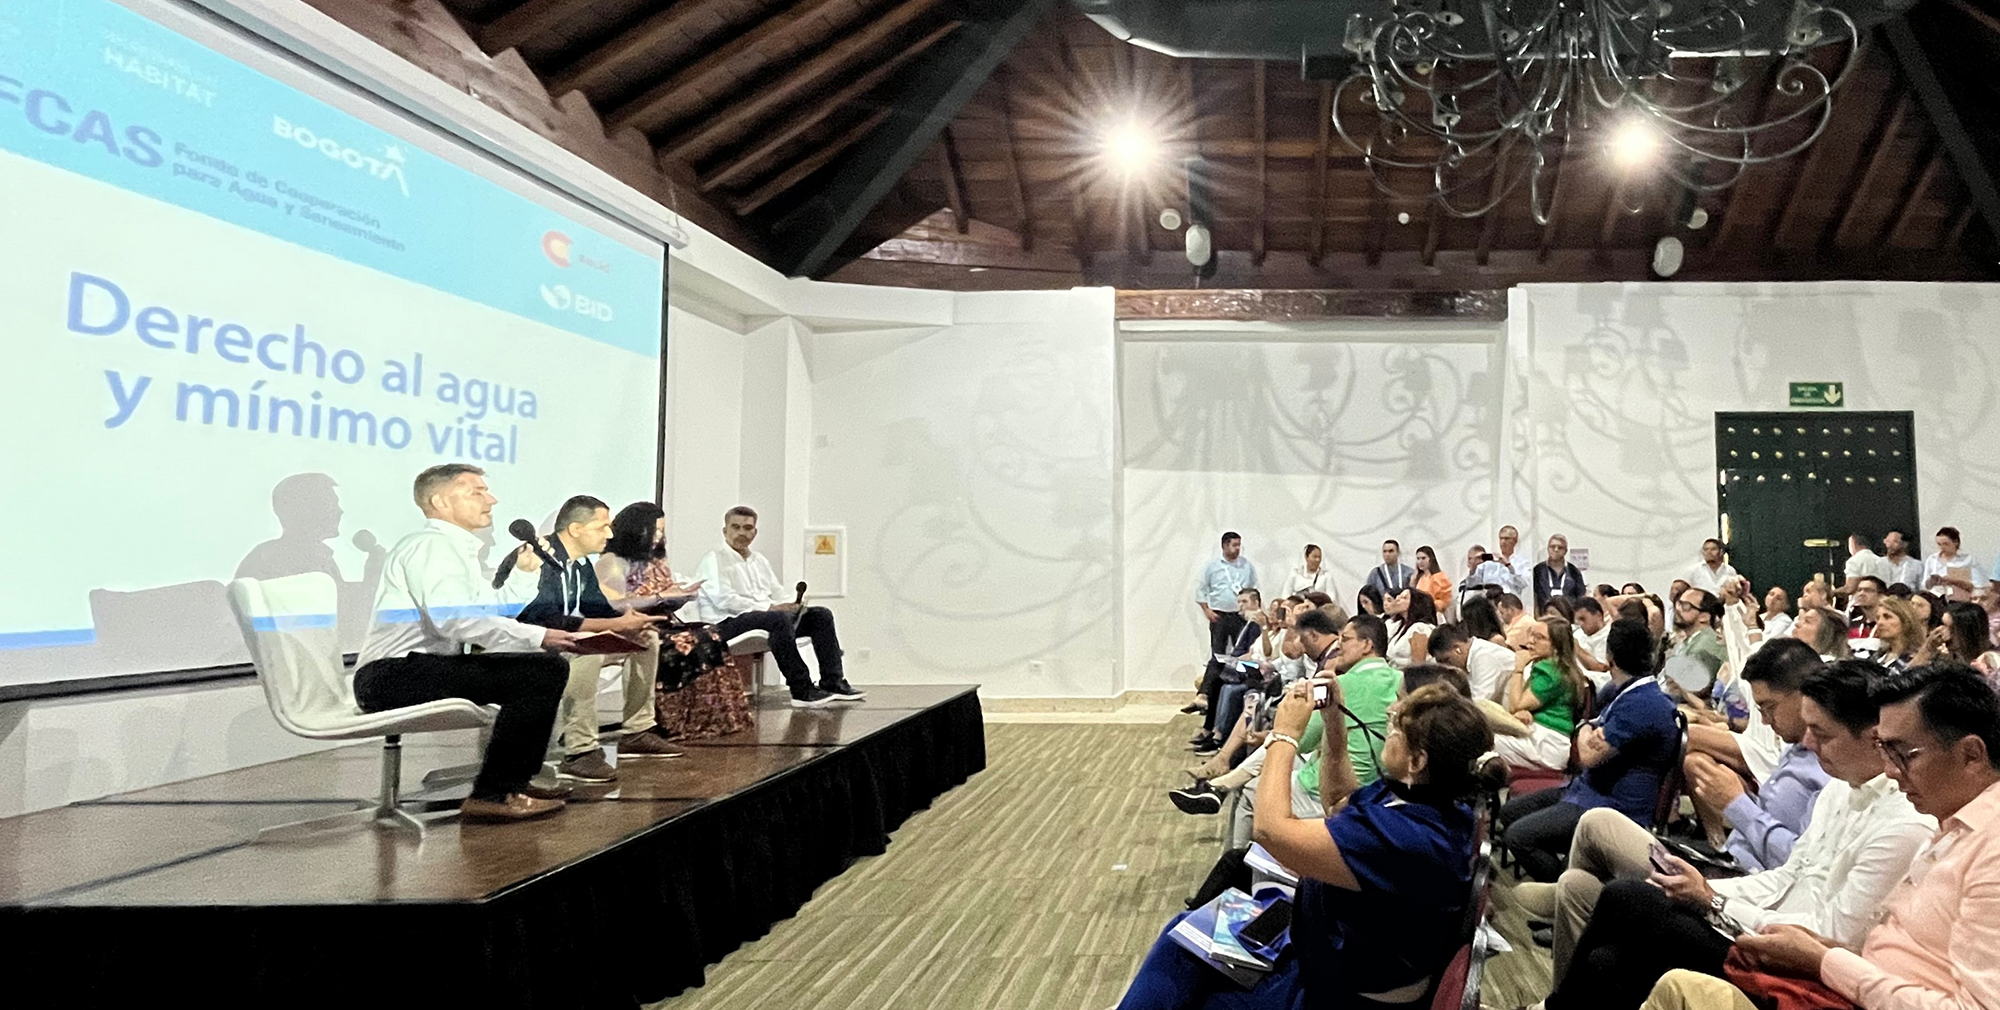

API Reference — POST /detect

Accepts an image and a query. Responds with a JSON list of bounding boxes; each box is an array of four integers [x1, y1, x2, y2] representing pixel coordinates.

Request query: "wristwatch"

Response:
[[1708, 893, 1728, 918]]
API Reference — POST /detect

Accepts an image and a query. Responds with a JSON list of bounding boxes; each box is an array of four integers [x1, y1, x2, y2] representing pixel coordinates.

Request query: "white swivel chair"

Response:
[[226, 573, 497, 840], [725, 629, 773, 695]]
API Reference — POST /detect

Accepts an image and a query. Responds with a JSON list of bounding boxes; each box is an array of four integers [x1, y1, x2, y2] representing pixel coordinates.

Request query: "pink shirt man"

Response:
[[1821, 778, 2000, 1010]]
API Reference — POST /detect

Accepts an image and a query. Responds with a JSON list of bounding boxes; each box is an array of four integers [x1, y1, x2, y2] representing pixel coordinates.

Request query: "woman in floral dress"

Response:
[[597, 502, 751, 739]]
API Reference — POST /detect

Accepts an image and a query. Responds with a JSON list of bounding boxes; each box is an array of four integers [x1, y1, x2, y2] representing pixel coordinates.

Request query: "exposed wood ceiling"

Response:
[[315, 0, 2000, 290]]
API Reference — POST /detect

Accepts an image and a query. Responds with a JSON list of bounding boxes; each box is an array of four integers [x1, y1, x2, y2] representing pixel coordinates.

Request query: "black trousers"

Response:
[[1499, 787, 1586, 882], [716, 606, 844, 691], [1547, 879, 1734, 1010], [1200, 611, 1247, 734], [353, 651, 568, 800]]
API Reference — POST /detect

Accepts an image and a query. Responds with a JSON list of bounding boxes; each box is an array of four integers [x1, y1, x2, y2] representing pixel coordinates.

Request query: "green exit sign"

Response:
[[1790, 381, 1844, 408]]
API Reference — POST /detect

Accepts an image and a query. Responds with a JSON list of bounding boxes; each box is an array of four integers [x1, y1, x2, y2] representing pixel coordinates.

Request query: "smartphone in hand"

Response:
[[1648, 841, 1677, 876]]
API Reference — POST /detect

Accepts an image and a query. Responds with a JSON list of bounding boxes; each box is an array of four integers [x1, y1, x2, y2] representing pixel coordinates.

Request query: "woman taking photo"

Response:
[[598, 502, 750, 740], [1495, 617, 1590, 771], [1915, 600, 2000, 681], [1117, 680, 1501, 1010]]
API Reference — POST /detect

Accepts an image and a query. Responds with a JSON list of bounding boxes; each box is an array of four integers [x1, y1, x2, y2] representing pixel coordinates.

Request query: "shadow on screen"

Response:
[[232, 472, 386, 651]]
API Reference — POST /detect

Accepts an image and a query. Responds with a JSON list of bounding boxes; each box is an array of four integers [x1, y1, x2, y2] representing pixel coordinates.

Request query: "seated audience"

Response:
[[597, 502, 746, 741], [1495, 616, 1590, 772], [1755, 585, 1794, 645], [1680, 639, 1830, 863], [1382, 587, 1438, 668], [1282, 543, 1335, 598], [1670, 587, 1729, 689], [1790, 603, 1851, 660], [1412, 545, 1455, 616], [1686, 538, 1738, 597], [1533, 534, 1588, 614], [1499, 619, 1679, 881], [514, 496, 675, 783], [1168, 607, 1340, 816], [1572, 598, 1611, 680], [1923, 525, 1981, 602], [1638, 664, 2000, 1010], [1364, 538, 1417, 596], [1118, 682, 1500, 1010], [1355, 584, 1384, 618], [692, 505, 863, 707], [1497, 592, 1533, 647], [1869, 596, 1924, 672], [1428, 620, 1515, 704], [1882, 530, 1924, 591], [1917, 600, 2000, 684], [354, 464, 573, 822], [1522, 659, 1932, 1007], [1191, 588, 1265, 753], [1847, 575, 1888, 660]]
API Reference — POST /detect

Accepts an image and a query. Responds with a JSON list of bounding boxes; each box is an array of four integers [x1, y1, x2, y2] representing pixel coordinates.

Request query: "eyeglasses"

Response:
[[1875, 739, 1927, 774]]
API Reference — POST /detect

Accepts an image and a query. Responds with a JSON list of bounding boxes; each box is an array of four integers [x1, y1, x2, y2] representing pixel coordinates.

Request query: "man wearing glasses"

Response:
[[1671, 587, 1729, 688], [1660, 664, 2000, 1010]]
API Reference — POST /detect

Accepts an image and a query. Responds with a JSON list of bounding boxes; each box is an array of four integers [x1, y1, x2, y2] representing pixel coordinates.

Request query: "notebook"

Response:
[[1169, 889, 1271, 986]]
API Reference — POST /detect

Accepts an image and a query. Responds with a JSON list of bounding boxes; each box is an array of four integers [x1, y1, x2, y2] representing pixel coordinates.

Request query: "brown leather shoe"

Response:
[[616, 730, 684, 759], [556, 751, 618, 782], [520, 780, 574, 801], [460, 794, 565, 822]]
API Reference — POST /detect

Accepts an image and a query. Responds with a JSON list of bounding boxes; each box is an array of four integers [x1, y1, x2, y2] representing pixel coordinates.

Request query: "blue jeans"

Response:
[[1215, 684, 1249, 742], [1115, 912, 1306, 1010]]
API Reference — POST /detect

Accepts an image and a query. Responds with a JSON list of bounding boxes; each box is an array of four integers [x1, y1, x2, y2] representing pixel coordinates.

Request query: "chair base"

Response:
[[253, 734, 462, 844]]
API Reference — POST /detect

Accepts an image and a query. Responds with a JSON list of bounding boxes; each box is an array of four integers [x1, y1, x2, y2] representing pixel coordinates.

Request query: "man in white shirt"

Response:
[[1495, 524, 1532, 597], [1880, 530, 1924, 590], [1685, 538, 1738, 597], [1428, 622, 1515, 702], [1518, 659, 1932, 1002], [1836, 533, 1893, 600], [355, 464, 576, 823], [692, 506, 861, 707], [1573, 597, 1611, 684]]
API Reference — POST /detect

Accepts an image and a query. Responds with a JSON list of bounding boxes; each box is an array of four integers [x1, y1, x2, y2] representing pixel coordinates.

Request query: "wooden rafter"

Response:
[[664, 0, 947, 164], [699, 21, 960, 192], [1536, 141, 1571, 263], [1596, 172, 1629, 261], [1885, 150, 1949, 246], [1474, 152, 1510, 266], [609, 0, 857, 134], [733, 107, 893, 215], [994, 66, 1033, 251], [1831, 93, 1915, 249], [1252, 61, 1269, 265], [546, 0, 715, 98], [480, 0, 596, 54], [938, 127, 972, 233], [1421, 200, 1442, 267], [1713, 62, 1787, 250], [1310, 81, 1332, 266]]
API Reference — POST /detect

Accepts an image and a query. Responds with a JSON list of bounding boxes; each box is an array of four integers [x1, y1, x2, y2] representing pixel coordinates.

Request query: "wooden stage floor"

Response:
[[0, 684, 987, 1009]]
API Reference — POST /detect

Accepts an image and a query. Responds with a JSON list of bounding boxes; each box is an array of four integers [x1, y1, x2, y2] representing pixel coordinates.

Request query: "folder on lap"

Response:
[[1169, 889, 1272, 986]]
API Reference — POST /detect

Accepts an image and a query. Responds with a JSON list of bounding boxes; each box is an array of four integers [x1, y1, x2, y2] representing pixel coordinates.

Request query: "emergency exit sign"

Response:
[[1789, 381, 1844, 408]]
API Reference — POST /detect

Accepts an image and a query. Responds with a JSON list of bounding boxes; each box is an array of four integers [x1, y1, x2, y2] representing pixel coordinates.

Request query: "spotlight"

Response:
[[1185, 223, 1212, 267], [1652, 236, 1685, 278], [1159, 208, 1183, 230], [1103, 119, 1160, 176], [1609, 119, 1664, 171]]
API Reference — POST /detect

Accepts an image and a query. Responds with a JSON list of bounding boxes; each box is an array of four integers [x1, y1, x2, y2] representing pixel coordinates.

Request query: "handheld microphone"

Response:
[[492, 519, 557, 588], [794, 581, 808, 606]]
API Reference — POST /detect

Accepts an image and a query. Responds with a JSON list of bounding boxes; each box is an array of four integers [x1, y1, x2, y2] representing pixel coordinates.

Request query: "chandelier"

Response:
[[1331, 0, 1863, 223]]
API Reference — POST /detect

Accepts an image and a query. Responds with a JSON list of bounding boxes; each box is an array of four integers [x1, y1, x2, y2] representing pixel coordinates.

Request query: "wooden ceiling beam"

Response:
[[1309, 80, 1332, 266], [994, 66, 1033, 251], [1537, 142, 1571, 263], [1713, 62, 1786, 250], [733, 107, 893, 215], [1420, 200, 1441, 267], [664, 0, 947, 164], [1364, 183, 1387, 267], [546, 0, 715, 98], [1474, 144, 1512, 265], [1831, 93, 1915, 249], [1885, 150, 1949, 247], [609, 0, 858, 135], [1595, 172, 1628, 262], [1071, 178, 1093, 266], [770, 0, 1057, 276], [938, 127, 973, 233], [1251, 61, 1269, 265], [1884, 12, 2000, 251], [698, 20, 959, 191], [479, 0, 598, 54]]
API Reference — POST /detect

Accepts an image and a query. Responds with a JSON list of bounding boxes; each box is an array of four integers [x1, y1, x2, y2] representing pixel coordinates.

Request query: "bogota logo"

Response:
[[539, 283, 571, 310], [541, 230, 572, 268]]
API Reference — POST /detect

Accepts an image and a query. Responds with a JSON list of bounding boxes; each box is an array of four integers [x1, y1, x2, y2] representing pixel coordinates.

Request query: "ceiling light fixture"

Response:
[[1103, 119, 1162, 177], [1332, 0, 1859, 223]]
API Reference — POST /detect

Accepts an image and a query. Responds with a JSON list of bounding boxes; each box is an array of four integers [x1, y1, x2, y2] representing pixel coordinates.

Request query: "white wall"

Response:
[[1506, 283, 2000, 591], [801, 289, 1122, 697]]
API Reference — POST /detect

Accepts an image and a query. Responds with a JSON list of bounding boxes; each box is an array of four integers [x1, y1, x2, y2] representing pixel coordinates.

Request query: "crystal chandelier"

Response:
[[1331, 0, 1863, 223]]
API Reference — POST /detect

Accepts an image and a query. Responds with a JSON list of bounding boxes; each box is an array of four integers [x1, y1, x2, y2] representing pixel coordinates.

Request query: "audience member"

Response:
[[1494, 525, 1532, 597], [1459, 546, 1516, 614], [354, 464, 572, 822], [1838, 533, 1893, 600], [598, 502, 745, 741], [1922, 525, 1982, 602], [1169, 608, 1341, 817], [1870, 596, 1924, 672], [1412, 545, 1455, 616], [1495, 616, 1590, 771], [1917, 601, 2000, 684], [1682, 639, 1830, 860], [1670, 587, 1728, 687], [1195, 531, 1259, 676], [1355, 584, 1384, 617], [1364, 539, 1417, 596], [1383, 587, 1438, 668], [1431, 616, 1515, 703], [1281, 543, 1334, 598], [1462, 594, 1508, 646], [1686, 539, 1738, 597], [1192, 588, 1266, 753], [1848, 575, 1888, 660], [1572, 598, 1611, 680], [1790, 604, 1851, 660], [1498, 593, 1533, 647], [1909, 590, 1941, 630], [1533, 534, 1589, 614], [1499, 619, 1680, 881], [1540, 597, 1575, 622], [1620, 581, 1647, 596], [1757, 585, 1794, 644], [693, 506, 862, 707], [515, 495, 673, 783], [1118, 684, 1500, 1010], [1525, 659, 1932, 1007], [1712, 664, 2000, 1010], [1881, 530, 1923, 590]]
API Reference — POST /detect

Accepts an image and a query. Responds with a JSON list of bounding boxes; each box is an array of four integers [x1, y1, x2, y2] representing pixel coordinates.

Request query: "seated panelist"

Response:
[[513, 495, 680, 785], [353, 463, 574, 823], [691, 506, 864, 708]]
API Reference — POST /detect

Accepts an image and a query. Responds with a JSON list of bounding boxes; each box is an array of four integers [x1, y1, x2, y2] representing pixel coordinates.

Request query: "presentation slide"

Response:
[[0, 0, 668, 688]]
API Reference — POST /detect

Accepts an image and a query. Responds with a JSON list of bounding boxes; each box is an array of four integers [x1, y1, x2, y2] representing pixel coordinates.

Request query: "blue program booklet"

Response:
[[1168, 888, 1272, 985], [1210, 889, 1268, 969]]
